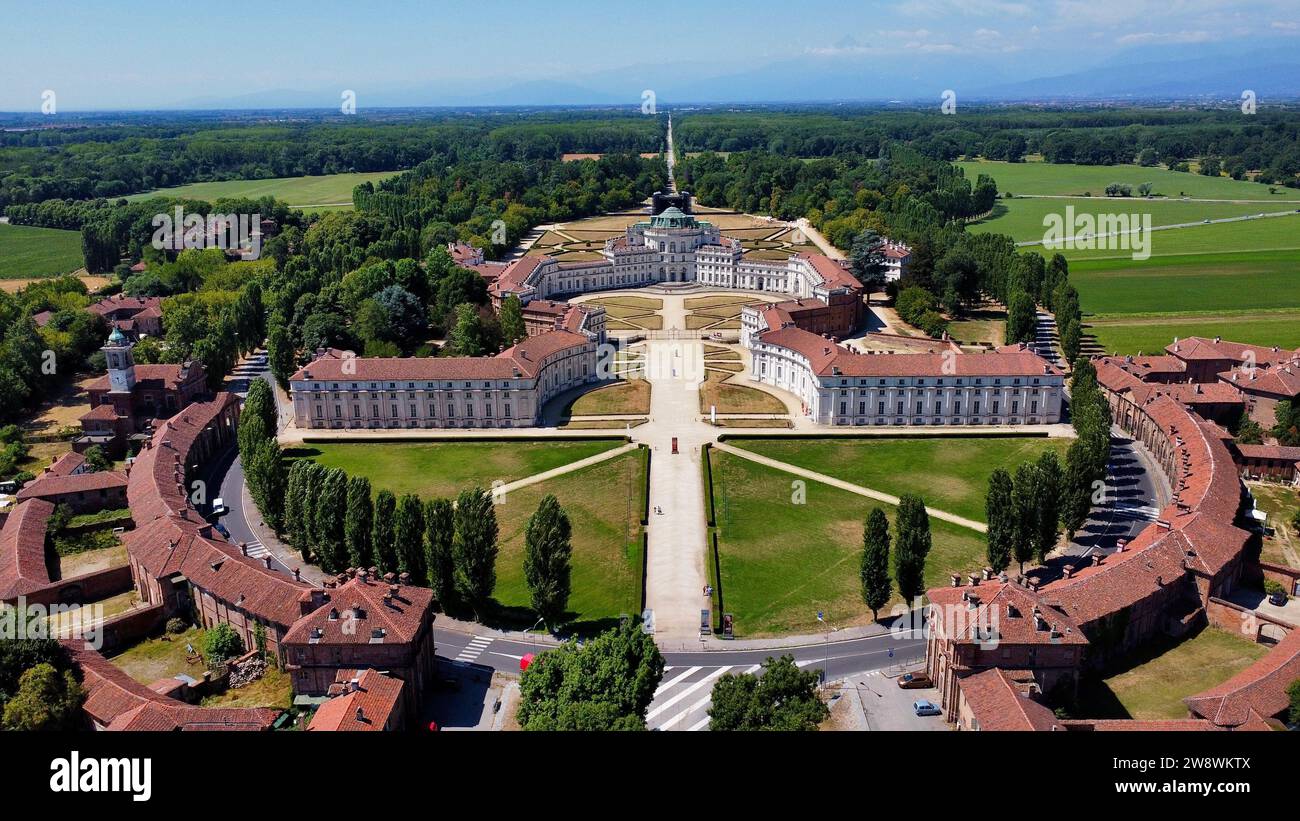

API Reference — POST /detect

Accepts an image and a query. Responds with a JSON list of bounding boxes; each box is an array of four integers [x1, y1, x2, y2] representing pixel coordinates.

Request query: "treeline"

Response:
[[0, 276, 108, 423], [982, 358, 1115, 577], [240, 389, 577, 625], [0, 111, 664, 210], [674, 106, 1300, 187]]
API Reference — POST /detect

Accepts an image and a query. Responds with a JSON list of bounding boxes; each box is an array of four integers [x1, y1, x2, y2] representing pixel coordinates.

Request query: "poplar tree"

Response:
[[344, 476, 373, 569], [893, 494, 932, 603], [860, 507, 892, 621], [985, 467, 1014, 573], [1033, 450, 1063, 563], [424, 497, 455, 607], [1011, 462, 1039, 573], [315, 468, 348, 572], [524, 495, 572, 625], [372, 490, 398, 574], [394, 493, 426, 583], [453, 487, 499, 620]]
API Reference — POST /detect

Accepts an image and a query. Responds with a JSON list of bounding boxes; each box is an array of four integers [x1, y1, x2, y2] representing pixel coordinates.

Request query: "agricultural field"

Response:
[[956, 160, 1300, 201], [707, 449, 987, 636], [287, 439, 625, 500], [124, 171, 399, 209], [729, 435, 1071, 523], [968, 197, 1291, 245], [0, 223, 85, 279]]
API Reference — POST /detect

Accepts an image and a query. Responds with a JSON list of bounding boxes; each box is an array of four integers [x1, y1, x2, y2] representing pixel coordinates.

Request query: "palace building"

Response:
[[747, 327, 1064, 426], [289, 329, 599, 431]]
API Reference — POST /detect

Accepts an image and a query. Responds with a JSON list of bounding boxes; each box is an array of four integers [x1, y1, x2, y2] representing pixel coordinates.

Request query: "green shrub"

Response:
[[166, 618, 188, 634], [202, 623, 245, 664]]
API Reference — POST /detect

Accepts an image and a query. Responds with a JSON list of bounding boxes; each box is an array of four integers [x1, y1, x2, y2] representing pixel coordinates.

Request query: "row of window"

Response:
[[314, 402, 517, 421], [838, 399, 1041, 416]]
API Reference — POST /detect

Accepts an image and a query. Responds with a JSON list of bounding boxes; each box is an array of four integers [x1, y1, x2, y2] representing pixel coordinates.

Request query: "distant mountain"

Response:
[[160, 42, 1300, 110]]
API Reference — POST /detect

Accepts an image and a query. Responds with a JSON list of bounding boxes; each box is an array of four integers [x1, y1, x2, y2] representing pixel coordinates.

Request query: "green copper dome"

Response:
[[650, 206, 697, 229], [107, 327, 129, 346]]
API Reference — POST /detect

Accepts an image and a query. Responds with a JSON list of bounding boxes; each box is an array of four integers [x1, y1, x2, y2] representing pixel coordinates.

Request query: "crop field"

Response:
[[968, 197, 1290, 244], [124, 170, 399, 209], [956, 160, 1300, 201], [0, 223, 85, 279]]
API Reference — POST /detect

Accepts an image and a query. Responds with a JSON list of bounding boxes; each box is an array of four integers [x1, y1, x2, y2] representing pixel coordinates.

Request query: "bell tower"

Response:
[[103, 327, 137, 395]]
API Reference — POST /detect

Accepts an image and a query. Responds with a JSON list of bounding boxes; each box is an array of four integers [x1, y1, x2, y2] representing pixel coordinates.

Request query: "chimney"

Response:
[[981, 567, 992, 581], [1062, 565, 1074, 579], [263, 556, 273, 569], [240, 542, 249, 556], [950, 573, 961, 587], [349, 676, 360, 692], [383, 572, 396, 584], [293, 568, 301, 582], [355, 707, 365, 723], [398, 572, 411, 586], [968, 572, 980, 587]]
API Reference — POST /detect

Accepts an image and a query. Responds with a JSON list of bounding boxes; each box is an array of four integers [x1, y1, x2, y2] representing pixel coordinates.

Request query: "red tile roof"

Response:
[[66, 640, 279, 731], [1168, 337, 1300, 367], [284, 574, 433, 646], [1219, 363, 1300, 398], [290, 329, 590, 382], [958, 668, 1062, 730], [758, 325, 1060, 379], [0, 499, 54, 599], [307, 669, 405, 731], [794, 252, 862, 292], [45, 451, 86, 477], [1184, 628, 1300, 727], [15, 469, 127, 501], [928, 581, 1087, 646], [1235, 444, 1300, 462], [86, 363, 202, 393]]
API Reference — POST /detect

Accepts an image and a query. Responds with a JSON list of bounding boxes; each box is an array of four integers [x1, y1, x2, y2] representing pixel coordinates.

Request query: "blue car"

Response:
[[912, 699, 942, 717]]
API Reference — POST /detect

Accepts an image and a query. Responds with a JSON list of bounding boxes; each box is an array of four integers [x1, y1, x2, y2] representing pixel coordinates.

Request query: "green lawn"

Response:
[[288, 439, 624, 500], [1077, 627, 1269, 720], [491, 448, 647, 632], [563, 379, 651, 416], [729, 435, 1071, 523], [1248, 483, 1300, 569], [0, 223, 85, 278], [1071, 249, 1300, 316], [124, 171, 399, 209], [1086, 312, 1300, 356], [709, 450, 987, 637], [1034, 212, 1300, 259], [700, 371, 788, 415], [957, 160, 1300, 201], [968, 197, 1291, 244]]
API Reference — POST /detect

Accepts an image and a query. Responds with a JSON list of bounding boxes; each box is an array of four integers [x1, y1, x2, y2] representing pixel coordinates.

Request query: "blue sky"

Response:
[[1, 0, 1297, 109]]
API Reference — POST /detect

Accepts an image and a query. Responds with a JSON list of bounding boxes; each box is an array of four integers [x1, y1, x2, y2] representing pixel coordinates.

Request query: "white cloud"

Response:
[[1115, 30, 1214, 45]]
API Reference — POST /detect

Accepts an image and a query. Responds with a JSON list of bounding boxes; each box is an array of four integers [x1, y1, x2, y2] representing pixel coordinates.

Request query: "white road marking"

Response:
[[654, 665, 701, 696], [646, 666, 731, 722], [455, 635, 493, 662]]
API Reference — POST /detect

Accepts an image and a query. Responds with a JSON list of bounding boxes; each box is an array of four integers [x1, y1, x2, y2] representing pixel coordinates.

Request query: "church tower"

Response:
[[103, 327, 137, 395]]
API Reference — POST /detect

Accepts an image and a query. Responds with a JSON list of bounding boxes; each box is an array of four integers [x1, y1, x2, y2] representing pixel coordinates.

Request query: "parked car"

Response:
[[211, 497, 227, 516], [1269, 589, 1288, 607], [913, 699, 942, 717], [898, 672, 933, 689]]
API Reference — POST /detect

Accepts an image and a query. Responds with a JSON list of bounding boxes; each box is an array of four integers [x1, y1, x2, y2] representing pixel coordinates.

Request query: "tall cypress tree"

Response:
[[453, 486, 499, 620], [315, 468, 348, 572], [524, 495, 572, 626], [1011, 462, 1039, 573], [248, 438, 286, 532], [344, 476, 373, 569], [860, 507, 892, 621], [1033, 450, 1063, 563], [985, 467, 1014, 573], [372, 490, 398, 574], [283, 459, 308, 550], [300, 462, 326, 558], [424, 498, 455, 607], [893, 493, 932, 603], [394, 494, 426, 583]]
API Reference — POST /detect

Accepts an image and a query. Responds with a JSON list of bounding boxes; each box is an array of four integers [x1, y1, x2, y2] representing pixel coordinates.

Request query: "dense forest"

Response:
[[673, 106, 1300, 186]]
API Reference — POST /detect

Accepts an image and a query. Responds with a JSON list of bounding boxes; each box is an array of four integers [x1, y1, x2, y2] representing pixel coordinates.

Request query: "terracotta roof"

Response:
[[45, 451, 86, 477], [1235, 444, 1300, 462], [794, 252, 862, 292], [1219, 363, 1300, 398], [1169, 336, 1300, 364], [283, 574, 433, 646], [87, 295, 161, 318], [86, 363, 203, 393], [289, 329, 589, 383], [1124, 382, 1245, 408], [1184, 628, 1300, 727], [1062, 718, 1221, 731], [0, 499, 54, 599], [66, 640, 279, 731], [126, 393, 241, 524], [307, 669, 405, 731], [927, 581, 1087, 646], [758, 326, 1061, 379], [958, 668, 1062, 730], [15, 469, 127, 500]]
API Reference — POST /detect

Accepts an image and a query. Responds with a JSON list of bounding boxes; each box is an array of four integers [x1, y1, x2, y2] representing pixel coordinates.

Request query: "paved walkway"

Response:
[[711, 441, 988, 533], [492, 442, 638, 497]]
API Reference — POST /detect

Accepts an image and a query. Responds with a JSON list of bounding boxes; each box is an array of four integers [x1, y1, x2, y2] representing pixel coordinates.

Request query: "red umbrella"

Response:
[[520, 652, 535, 672]]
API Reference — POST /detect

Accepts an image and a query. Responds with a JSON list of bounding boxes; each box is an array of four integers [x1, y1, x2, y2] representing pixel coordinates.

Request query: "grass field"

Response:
[[124, 171, 399, 209], [1248, 483, 1300, 569], [709, 450, 987, 636], [563, 379, 651, 416], [968, 197, 1291, 244], [289, 439, 624, 499], [1032, 212, 1300, 259], [491, 447, 647, 631], [1071, 249, 1300, 315], [699, 371, 788, 415], [1077, 627, 1269, 720], [1086, 313, 1300, 355], [0, 223, 85, 279], [956, 160, 1300, 201], [730, 435, 1071, 523]]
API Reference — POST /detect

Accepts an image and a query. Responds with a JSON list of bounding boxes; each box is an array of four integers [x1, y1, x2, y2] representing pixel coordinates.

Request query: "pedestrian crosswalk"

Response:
[[647, 664, 761, 731], [244, 539, 270, 559], [454, 635, 493, 663], [1112, 503, 1160, 522]]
